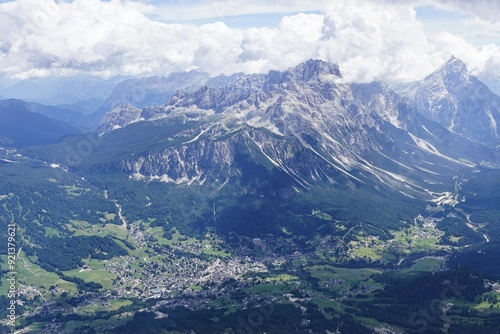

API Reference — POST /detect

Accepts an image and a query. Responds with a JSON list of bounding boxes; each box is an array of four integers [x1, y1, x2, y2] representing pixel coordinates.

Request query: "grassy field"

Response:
[[332, 222, 447, 264], [390, 225, 446, 254], [141, 222, 231, 258], [90, 314, 132, 331], [410, 257, 445, 272], [310, 297, 342, 310], [246, 283, 290, 295], [44, 226, 62, 237], [353, 246, 396, 262], [68, 220, 128, 239], [59, 185, 88, 197], [1, 252, 78, 297], [57, 308, 134, 332], [202, 246, 231, 257], [149, 226, 197, 246], [265, 274, 299, 283], [62, 259, 116, 290], [188, 284, 203, 291], [308, 265, 381, 284], [16, 322, 45, 333]]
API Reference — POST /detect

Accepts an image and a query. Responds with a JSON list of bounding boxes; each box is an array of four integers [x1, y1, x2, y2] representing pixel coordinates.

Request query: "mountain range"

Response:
[[89, 57, 498, 200], [2, 56, 500, 333], [2, 57, 498, 202], [14, 56, 496, 243], [83, 71, 245, 129]]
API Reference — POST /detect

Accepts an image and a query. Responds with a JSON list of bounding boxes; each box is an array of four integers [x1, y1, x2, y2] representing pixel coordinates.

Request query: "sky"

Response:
[[0, 0, 499, 88]]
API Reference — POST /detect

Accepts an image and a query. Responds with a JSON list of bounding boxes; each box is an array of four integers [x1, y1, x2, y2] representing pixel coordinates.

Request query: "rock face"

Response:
[[88, 58, 497, 199], [85, 71, 208, 129], [400, 56, 500, 144], [97, 104, 142, 135], [87, 71, 244, 130]]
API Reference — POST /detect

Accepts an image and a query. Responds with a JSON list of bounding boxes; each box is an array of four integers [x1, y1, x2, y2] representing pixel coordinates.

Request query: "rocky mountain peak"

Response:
[[288, 59, 342, 82], [441, 55, 468, 72], [97, 104, 142, 135], [400, 56, 500, 143], [427, 56, 469, 85]]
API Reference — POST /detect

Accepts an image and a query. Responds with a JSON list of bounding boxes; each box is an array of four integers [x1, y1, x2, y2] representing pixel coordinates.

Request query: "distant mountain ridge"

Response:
[[0, 75, 127, 105], [84, 71, 245, 129], [28, 102, 85, 125], [0, 99, 81, 147]]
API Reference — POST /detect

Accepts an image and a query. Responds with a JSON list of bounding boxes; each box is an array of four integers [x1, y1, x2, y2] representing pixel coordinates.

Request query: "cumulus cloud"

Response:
[[318, 0, 444, 82], [0, 0, 325, 78], [435, 32, 500, 81], [0, 0, 499, 86]]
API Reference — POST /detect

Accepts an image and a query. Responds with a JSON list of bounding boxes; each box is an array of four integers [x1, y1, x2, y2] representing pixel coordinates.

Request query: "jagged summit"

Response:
[[97, 104, 142, 135], [425, 55, 469, 84], [440, 55, 467, 70], [401, 56, 500, 143], [98, 57, 500, 146], [288, 59, 342, 82], [84, 70, 242, 130]]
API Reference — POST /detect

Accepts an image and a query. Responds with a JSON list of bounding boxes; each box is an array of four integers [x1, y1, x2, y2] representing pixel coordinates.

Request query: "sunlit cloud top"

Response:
[[0, 0, 499, 87]]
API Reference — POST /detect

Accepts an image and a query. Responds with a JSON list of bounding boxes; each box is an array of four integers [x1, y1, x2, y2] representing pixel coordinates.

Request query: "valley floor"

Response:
[[3, 211, 500, 334]]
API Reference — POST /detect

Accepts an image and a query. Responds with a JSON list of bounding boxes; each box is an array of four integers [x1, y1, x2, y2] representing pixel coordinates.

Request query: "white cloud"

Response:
[[0, 0, 499, 87], [0, 0, 326, 78], [317, 0, 444, 82], [435, 32, 500, 80], [149, 0, 326, 22]]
